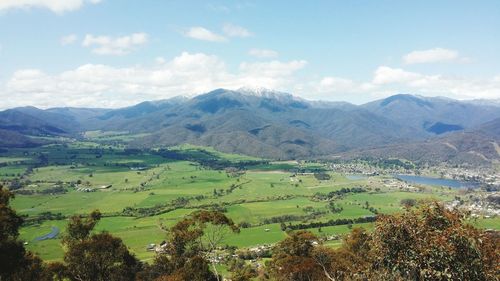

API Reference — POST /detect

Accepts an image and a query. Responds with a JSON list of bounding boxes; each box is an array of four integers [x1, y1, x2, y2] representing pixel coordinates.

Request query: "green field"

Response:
[[0, 156, 31, 163], [1, 140, 497, 263]]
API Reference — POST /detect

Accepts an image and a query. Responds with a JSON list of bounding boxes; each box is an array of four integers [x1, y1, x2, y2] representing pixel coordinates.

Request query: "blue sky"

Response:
[[0, 0, 499, 109]]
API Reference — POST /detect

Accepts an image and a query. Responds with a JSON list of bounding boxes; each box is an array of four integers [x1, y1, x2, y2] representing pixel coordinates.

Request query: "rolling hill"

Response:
[[0, 88, 499, 163], [342, 118, 500, 165], [0, 107, 76, 136], [0, 129, 44, 148], [362, 94, 500, 136]]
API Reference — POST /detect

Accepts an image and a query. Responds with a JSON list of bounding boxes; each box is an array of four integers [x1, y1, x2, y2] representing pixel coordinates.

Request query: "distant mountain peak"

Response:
[[380, 93, 433, 107], [237, 87, 291, 98]]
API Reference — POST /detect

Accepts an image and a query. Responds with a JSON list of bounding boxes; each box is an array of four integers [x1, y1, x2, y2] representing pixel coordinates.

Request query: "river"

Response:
[[34, 226, 60, 241]]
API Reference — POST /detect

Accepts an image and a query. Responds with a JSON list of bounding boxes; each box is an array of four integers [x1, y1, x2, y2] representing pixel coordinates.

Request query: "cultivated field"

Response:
[[1, 137, 497, 263]]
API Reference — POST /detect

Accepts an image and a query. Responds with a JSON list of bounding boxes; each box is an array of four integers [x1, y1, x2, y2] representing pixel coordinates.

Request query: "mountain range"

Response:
[[1, 88, 499, 164]]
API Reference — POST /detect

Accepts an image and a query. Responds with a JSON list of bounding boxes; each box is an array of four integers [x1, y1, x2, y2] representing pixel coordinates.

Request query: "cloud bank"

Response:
[[313, 66, 500, 102], [2, 47, 499, 108], [403, 48, 468, 64], [184, 27, 227, 42], [2, 52, 307, 108]]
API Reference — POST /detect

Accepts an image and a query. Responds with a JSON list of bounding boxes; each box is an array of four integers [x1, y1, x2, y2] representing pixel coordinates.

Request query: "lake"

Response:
[[394, 174, 480, 188]]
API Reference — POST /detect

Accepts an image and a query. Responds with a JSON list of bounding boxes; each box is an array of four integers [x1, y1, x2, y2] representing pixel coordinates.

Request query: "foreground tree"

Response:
[[267, 201, 499, 281], [191, 210, 240, 280], [63, 210, 142, 281], [227, 258, 258, 281], [316, 227, 373, 280], [0, 188, 25, 280], [63, 209, 101, 242], [268, 230, 326, 281], [140, 210, 239, 281], [0, 187, 51, 281], [371, 202, 499, 280], [268, 229, 371, 281]]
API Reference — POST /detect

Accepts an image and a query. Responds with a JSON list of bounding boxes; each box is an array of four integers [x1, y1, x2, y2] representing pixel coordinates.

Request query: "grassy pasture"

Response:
[[0, 165, 28, 178], [0, 156, 31, 163], [0, 141, 496, 263]]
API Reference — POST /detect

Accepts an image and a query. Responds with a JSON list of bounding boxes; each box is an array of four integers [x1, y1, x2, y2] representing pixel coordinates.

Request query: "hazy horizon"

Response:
[[1, 87, 499, 111]]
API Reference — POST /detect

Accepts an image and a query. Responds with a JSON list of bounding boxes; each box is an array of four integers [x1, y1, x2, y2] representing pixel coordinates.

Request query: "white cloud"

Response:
[[237, 60, 307, 87], [304, 76, 375, 101], [304, 66, 500, 103], [403, 48, 465, 64], [371, 66, 500, 100], [248, 48, 278, 58], [82, 33, 148, 55], [3, 49, 499, 108], [184, 27, 226, 42], [373, 66, 423, 84], [0, 0, 100, 14], [2, 52, 307, 108], [222, 23, 253, 37], [60, 34, 78, 45], [320, 77, 354, 88]]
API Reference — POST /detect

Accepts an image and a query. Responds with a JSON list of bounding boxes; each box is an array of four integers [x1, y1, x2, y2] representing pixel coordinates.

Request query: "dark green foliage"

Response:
[[400, 198, 417, 208], [371, 203, 500, 280], [64, 232, 141, 281], [141, 210, 239, 281], [154, 148, 268, 170], [286, 216, 377, 231], [0, 187, 51, 281], [267, 202, 500, 281], [313, 172, 331, 181], [227, 258, 258, 281], [425, 122, 463, 134], [327, 202, 343, 213], [268, 231, 324, 281], [63, 210, 101, 242], [62, 210, 142, 281], [313, 187, 366, 201], [0, 188, 28, 279]]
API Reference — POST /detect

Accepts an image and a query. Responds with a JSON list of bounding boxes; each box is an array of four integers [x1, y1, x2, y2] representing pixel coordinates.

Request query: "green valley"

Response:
[[1, 137, 497, 265]]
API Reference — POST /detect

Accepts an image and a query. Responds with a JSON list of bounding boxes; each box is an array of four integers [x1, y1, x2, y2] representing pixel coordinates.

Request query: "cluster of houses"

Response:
[[484, 175, 500, 188], [225, 167, 245, 177], [130, 166, 148, 171], [246, 245, 272, 257], [329, 160, 500, 191], [146, 241, 168, 253], [329, 162, 400, 175], [447, 192, 500, 219], [382, 178, 418, 191]]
